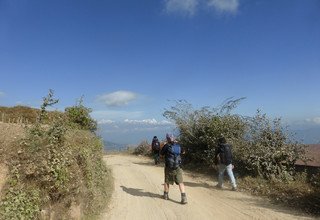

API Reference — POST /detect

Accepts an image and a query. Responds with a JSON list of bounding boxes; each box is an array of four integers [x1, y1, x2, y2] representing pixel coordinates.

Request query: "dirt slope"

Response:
[[0, 122, 25, 194], [103, 154, 315, 220]]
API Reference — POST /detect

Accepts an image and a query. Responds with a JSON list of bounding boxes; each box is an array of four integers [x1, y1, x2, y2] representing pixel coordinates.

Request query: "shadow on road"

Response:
[[133, 161, 164, 167], [120, 186, 185, 204], [120, 186, 162, 199], [184, 181, 212, 189]]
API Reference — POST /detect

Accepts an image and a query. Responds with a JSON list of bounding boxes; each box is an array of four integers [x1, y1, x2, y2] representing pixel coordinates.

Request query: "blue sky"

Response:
[[0, 0, 320, 144]]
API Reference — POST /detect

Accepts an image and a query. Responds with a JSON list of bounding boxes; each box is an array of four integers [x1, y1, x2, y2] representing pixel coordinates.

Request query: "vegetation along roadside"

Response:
[[0, 90, 114, 220]]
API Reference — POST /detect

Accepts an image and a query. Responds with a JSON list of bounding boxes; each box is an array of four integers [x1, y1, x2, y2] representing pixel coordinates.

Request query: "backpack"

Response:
[[218, 144, 233, 165], [166, 143, 181, 169], [152, 140, 160, 151]]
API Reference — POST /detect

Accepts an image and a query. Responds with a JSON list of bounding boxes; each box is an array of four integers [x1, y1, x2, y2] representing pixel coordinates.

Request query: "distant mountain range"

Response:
[[103, 140, 134, 152], [101, 126, 320, 152], [293, 127, 320, 144]]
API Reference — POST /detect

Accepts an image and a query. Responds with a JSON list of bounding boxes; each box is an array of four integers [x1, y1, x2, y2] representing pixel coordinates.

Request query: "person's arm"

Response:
[[230, 145, 234, 168], [160, 144, 167, 156], [214, 146, 220, 165]]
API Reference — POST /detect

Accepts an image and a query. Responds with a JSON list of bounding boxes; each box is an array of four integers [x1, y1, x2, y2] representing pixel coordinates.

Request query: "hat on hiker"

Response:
[[166, 133, 175, 142]]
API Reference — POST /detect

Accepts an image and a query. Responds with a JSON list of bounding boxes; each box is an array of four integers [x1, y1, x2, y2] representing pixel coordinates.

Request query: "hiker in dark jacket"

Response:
[[215, 137, 237, 191], [160, 133, 187, 204], [151, 136, 160, 165]]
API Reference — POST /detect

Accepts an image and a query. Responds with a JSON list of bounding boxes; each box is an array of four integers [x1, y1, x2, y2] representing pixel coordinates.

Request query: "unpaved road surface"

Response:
[[103, 154, 315, 220]]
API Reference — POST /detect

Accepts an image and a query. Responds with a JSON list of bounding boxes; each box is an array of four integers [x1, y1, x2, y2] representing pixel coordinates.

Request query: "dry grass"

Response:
[[0, 121, 113, 219], [0, 122, 25, 162], [238, 175, 320, 216], [0, 105, 63, 124]]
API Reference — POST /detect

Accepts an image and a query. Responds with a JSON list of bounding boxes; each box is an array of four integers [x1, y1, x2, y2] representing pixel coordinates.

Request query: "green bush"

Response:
[[164, 100, 307, 181], [65, 97, 97, 132], [310, 169, 320, 188], [163, 99, 246, 165], [238, 110, 308, 181], [0, 188, 41, 220], [0, 91, 110, 219]]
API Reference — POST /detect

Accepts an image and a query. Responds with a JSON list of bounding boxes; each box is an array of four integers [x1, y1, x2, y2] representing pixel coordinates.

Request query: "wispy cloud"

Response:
[[207, 0, 239, 14], [99, 119, 174, 134], [0, 91, 5, 97], [164, 0, 240, 16], [98, 119, 115, 125], [97, 90, 138, 107], [124, 118, 172, 125], [165, 0, 198, 16], [306, 117, 320, 124]]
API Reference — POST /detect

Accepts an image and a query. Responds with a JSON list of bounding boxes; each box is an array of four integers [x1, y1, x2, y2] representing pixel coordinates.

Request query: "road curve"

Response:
[[103, 154, 314, 220]]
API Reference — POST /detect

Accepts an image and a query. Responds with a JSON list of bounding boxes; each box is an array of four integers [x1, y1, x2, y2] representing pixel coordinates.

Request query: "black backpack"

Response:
[[218, 144, 233, 165], [166, 143, 181, 169], [152, 139, 160, 151]]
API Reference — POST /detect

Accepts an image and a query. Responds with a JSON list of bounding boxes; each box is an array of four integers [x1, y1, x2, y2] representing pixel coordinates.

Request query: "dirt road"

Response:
[[103, 154, 314, 220]]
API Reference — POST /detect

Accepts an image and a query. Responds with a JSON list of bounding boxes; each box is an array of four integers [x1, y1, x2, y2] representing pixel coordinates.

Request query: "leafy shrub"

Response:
[[65, 97, 97, 132], [163, 99, 246, 165], [133, 140, 151, 156], [310, 169, 320, 188], [0, 188, 41, 219], [238, 110, 308, 181], [0, 91, 110, 219], [164, 100, 307, 182], [66, 130, 110, 216]]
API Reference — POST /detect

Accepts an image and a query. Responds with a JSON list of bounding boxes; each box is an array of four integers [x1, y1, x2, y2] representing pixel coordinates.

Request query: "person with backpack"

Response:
[[214, 136, 237, 191], [160, 133, 187, 204], [151, 136, 161, 165]]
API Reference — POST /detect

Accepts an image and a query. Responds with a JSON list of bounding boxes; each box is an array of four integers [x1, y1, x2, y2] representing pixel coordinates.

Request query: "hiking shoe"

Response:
[[232, 187, 237, 191], [163, 193, 169, 200], [215, 184, 222, 189], [181, 195, 187, 204]]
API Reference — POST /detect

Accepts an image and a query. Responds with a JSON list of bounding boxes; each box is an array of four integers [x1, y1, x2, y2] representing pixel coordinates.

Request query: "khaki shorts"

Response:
[[164, 167, 183, 185]]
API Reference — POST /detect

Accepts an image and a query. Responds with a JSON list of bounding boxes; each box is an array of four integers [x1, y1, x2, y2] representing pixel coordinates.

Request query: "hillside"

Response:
[[0, 122, 25, 194], [0, 105, 63, 124], [0, 104, 112, 219], [296, 144, 320, 167]]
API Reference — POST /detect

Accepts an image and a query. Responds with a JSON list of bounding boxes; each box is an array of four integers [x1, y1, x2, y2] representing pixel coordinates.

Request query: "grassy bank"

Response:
[[0, 124, 113, 219], [0, 94, 113, 219]]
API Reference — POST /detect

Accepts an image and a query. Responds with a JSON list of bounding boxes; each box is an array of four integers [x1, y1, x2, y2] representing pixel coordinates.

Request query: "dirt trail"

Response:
[[103, 154, 315, 220]]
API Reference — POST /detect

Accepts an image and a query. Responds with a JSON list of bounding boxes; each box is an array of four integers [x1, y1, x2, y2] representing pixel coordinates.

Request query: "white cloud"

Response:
[[306, 117, 320, 124], [207, 0, 239, 13], [164, 0, 239, 16], [124, 118, 172, 125], [165, 0, 198, 15], [0, 91, 5, 97], [97, 117, 175, 144], [98, 119, 115, 125], [97, 90, 138, 107]]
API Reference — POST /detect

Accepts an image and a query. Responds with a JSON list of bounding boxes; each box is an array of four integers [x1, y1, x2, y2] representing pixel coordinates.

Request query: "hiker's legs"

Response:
[[178, 183, 185, 193], [156, 152, 160, 164], [226, 164, 237, 188], [164, 183, 169, 193], [154, 152, 159, 164], [163, 183, 169, 200], [178, 182, 187, 204], [218, 164, 226, 187]]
